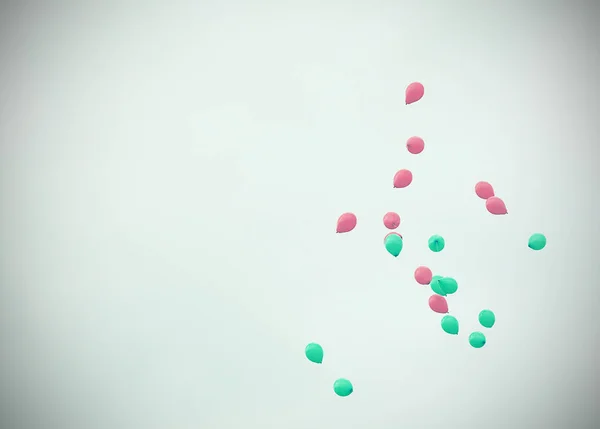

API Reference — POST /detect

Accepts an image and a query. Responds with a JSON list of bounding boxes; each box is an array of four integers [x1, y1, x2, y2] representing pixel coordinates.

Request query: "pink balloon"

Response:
[[414, 266, 433, 285], [475, 181, 495, 200], [336, 212, 357, 233], [405, 82, 424, 105], [406, 136, 425, 154], [393, 169, 413, 188], [485, 196, 508, 215], [383, 232, 402, 243], [383, 212, 401, 229], [428, 295, 448, 314]]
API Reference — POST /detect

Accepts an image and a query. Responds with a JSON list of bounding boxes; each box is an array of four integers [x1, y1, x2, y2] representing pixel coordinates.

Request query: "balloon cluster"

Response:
[[416, 265, 496, 345], [310, 82, 547, 396]]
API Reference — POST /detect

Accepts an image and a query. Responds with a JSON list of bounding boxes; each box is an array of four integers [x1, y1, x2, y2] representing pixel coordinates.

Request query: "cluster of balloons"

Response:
[[304, 343, 354, 397], [415, 266, 497, 347], [325, 81, 548, 393]]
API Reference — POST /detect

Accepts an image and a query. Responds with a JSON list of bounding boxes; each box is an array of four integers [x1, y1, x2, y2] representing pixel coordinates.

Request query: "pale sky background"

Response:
[[0, 1, 599, 428]]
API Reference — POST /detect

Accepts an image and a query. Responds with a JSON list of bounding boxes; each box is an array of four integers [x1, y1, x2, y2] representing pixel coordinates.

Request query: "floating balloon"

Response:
[[485, 197, 507, 215], [428, 295, 448, 314], [528, 233, 546, 251], [305, 343, 324, 364], [406, 136, 425, 154], [383, 232, 402, 244], [475, 181, 495, 200], [336, 212, 357, 233], [383, 212, 401, 229], [428, 235, 445, 252], [393, 169, 413, 188], [478, 310, 496, 328], [333, 378, 353, 397], [441, 315, 459, 335], [414, 266, 433, 285], [430, 276, 446, 296], [469, 332, 486, 348], [405, 82, 424, 105], [439, 277, 458, 295], [384, 233, 403, 257]]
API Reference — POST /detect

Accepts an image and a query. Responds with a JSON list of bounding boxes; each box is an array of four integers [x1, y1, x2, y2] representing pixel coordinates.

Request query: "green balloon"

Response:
[[385, 234, 403, 257], [333, 378, 353, 397], [528, 233, 546, 251], [478, 310, 495, 328], [428, 235, 445, 252], [439, 277, 458, 295], [304, 343, 323, 364], [430, 276, 446, 296], [469, 331, 486, 348], [441, 315, 459, 335]]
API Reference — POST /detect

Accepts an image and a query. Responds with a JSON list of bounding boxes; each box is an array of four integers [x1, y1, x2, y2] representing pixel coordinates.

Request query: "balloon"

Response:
[[336, 212, 357, 233], [430, 276, 446, 296], [475, 181, 495, 200], [384, 233, 403, 257], [469, 332, 486, 348], [414, 266, 433, 285], [305, 343, 323, 364], [485, 197, 508, 215], [428, 235, 445, 252], [406, 136, 425, 154], [393, 169, 413, 188], [428, 295, 448, 313], [333, 378, 353, 397], [478, 310, 495, 328], [441, 315, 459, 335], [405, 82, 424, 105], [439, 277, 458, 295], [383, 212, 401, 229], [528, 233, 546, 250], [383, 232, 402, 243]]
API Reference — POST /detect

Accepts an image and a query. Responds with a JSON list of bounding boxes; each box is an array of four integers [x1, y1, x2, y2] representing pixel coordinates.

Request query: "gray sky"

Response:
[[1, 1, 598, 428]]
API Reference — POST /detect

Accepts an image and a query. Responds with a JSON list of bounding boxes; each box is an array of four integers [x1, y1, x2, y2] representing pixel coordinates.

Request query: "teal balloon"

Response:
[[439, 277, 458, 295], [430, 276, 446, 296], [478, 310, 496, 328], [385, 234, 403, 257], [333, 378, 353, 397], [441, 315, 459, 335], [528, 233, 546, 251], [428, 235, 445, 252], [469, 331, 486, 348], [304, 343, 323, 364]]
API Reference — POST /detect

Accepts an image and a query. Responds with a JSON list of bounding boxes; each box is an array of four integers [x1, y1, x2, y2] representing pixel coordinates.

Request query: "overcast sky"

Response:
[[1, 1, 598, 428]]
